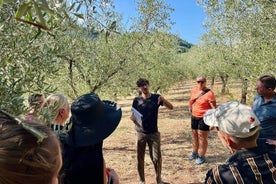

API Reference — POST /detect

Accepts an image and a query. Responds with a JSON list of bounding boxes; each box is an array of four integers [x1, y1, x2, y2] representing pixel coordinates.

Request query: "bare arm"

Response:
[[158, 95, 173, 109], [107, 168, 120, 184], [130, 113, 136, 122], [209, 101, 216, 109], [103, 160, 107, 184], [104, 159, 120, 184]]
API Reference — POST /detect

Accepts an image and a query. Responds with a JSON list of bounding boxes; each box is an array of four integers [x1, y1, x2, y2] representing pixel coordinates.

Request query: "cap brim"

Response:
[[68, 102, 122, 147], [203, 109, 218, 127]]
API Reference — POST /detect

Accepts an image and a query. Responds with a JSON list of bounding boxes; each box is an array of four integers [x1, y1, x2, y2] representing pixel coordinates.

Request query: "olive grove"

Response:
[[0, 0, 183, 115], [180, 0, 276, 103], [1, 0, 275, 115]]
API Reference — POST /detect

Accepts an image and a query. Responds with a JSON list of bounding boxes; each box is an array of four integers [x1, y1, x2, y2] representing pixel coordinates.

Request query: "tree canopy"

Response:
[[1, 0, 275, 115], [0, 0, 188, 115]]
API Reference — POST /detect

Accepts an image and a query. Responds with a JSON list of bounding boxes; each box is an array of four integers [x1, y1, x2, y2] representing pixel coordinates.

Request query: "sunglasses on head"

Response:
[[0, 110, 48, 143]]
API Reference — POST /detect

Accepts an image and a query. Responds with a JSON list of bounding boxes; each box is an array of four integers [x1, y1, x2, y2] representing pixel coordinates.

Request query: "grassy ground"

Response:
[[103, 80, 241, 184]]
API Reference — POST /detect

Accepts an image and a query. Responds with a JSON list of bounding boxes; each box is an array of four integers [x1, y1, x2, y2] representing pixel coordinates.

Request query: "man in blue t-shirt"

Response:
[[252, 74, 276, 140], [130, 78, 173, 184]]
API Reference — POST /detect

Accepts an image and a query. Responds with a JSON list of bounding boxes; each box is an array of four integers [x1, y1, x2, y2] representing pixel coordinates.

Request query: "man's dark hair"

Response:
[[28, 93, 43, 106], [136, 78, 149, 87], [259, 75, 276, 89]]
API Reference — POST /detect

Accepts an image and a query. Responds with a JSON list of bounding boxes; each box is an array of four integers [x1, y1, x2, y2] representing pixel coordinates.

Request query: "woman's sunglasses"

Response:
[[197, 81, 205, 84]]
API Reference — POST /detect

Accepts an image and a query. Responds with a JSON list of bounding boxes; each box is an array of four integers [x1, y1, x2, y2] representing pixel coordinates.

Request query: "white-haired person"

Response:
[[203, 101, 276, 184], [39, 93, 70, 134]]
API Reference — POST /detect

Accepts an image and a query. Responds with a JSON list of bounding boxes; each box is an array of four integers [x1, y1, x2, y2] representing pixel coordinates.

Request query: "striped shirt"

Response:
[[205, 144, 276, 184]]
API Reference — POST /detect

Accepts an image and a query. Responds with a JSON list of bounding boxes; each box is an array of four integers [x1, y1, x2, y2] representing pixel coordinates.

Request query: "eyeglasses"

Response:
[[197, 81, 205, 84], [0, 110, 48, 143]]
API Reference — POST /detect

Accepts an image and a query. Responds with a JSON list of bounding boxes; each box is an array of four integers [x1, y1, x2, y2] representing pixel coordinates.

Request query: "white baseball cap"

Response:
[[203, 101, 260, 138]]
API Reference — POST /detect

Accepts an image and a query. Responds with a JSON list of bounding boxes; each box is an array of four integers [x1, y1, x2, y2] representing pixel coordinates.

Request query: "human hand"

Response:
[[107, 168, 119, 184], [266, 139, 276, 146], [130, 113, 136, 122]]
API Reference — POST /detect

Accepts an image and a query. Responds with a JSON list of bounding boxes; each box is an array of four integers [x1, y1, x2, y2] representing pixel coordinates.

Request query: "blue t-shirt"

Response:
[[252, 94, 276, 139], [132, 94, 163, 134]]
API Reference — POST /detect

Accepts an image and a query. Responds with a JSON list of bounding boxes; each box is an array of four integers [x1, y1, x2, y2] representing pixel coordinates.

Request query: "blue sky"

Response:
[[114, 0, 206, 44]]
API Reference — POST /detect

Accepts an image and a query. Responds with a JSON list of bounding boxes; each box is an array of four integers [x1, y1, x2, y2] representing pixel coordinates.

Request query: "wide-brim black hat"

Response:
[[67, 93, 122, 147]]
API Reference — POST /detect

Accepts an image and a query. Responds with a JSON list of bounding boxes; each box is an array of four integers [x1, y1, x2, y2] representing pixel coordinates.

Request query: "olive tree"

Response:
[[197, 0, 276, 103]]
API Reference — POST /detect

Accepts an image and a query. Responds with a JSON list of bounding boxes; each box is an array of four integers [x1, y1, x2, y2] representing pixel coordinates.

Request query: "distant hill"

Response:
[[177, 38, 193, 53]]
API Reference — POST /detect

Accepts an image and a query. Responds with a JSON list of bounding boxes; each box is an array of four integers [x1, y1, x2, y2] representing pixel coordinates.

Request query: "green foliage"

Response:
[[192, 0, 276, 102], [12, 0, 64, 30], [0, 0, 191, 116], [0, 3, 59, 114], [52, 29, 183, 100], [134, 0, 174, 33], [46, 0, 185, 100]]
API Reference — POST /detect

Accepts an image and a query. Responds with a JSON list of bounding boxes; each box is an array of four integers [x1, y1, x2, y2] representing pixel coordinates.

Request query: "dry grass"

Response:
[[103, 80, 242, 184]]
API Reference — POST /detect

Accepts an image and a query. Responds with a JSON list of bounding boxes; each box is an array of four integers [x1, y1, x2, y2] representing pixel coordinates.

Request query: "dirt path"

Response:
[[103, 80, 232, 184]]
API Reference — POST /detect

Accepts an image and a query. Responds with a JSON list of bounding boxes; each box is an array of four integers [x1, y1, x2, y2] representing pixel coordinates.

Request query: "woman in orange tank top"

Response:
[[188, 76, 216, 165]]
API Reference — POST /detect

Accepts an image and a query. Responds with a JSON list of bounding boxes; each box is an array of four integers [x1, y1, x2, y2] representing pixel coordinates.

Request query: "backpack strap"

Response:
[[192, 88, 210, 104]]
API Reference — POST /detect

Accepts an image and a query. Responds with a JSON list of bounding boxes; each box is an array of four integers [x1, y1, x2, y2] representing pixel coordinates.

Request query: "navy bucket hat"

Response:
[[67, 93, 122, 147]]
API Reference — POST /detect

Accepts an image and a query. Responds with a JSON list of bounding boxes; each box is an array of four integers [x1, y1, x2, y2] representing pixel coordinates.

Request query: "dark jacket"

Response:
[[61, 141, 104, 184]]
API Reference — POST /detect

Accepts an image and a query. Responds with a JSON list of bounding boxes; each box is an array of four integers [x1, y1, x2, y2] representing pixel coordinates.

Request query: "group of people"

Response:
[[1, 92, 121, 184], [187, 74, 276, 184], [130, 75, 276, 184], [0, 75, 275, 184]]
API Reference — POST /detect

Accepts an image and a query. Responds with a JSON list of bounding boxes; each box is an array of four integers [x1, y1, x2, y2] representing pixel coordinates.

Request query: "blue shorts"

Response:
[[191, 116, 210, 131]]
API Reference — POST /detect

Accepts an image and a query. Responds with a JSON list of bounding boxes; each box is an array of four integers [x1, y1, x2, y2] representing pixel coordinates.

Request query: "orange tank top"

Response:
[[189, 87, 216, 117]]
